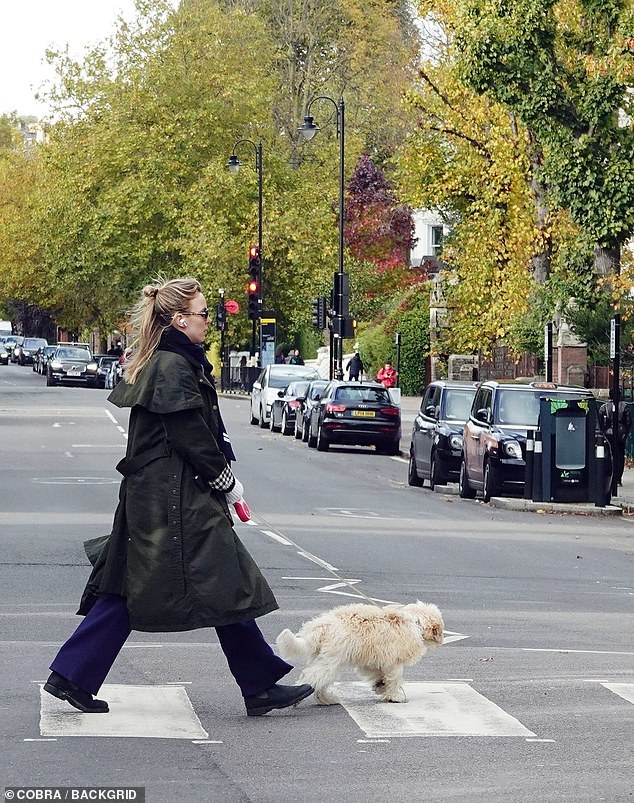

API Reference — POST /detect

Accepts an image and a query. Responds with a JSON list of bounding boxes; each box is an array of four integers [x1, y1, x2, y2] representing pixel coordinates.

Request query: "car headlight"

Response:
[[503, 440, 523, 459], [449, 433, 463, 450], [87, 362, 98, 372], [23, 350, 30, 356], [50, 360, 63, 370]]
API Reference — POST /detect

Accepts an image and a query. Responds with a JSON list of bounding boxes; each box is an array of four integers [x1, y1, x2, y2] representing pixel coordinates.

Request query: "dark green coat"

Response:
[[79, 350, 278, 631]]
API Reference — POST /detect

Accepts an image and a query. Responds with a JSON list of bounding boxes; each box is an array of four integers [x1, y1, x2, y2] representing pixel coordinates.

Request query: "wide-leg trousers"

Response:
[[50, 593, 293, 697]]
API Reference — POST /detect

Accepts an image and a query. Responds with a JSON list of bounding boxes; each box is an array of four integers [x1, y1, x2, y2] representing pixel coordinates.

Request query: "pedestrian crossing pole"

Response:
[[610, 314, 620, 497]]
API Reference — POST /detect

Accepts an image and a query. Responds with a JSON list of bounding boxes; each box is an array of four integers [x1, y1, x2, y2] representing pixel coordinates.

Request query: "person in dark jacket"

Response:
[[346, 349, 364, 381], [44, 277, 313, 717], [599, 390, 632, 485]]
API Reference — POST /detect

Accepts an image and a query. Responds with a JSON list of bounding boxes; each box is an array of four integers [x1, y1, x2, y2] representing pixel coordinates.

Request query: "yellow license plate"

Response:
[[353, 410, 375, 418]]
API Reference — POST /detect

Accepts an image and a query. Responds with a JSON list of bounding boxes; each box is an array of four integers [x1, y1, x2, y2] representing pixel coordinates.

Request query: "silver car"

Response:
[[250, 364, 320, 428]]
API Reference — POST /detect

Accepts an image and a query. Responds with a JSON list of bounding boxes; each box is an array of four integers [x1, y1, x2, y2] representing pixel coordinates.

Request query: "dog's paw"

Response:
[[382, 687, 408, 703], [315, 689, 340, 705], [372, 679, 386, 695]]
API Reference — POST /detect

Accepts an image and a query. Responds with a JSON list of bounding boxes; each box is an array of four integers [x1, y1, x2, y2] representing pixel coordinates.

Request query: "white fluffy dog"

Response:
[[276, 601, 444, 705]]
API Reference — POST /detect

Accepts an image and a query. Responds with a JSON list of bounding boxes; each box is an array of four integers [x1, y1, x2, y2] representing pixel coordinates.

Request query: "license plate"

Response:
[[353, 410, 375, 418], [67, 369, 82, 377]]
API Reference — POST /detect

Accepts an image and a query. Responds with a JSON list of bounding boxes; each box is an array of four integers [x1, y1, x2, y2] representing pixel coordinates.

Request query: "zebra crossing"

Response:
[[37, 679, 634, 740]]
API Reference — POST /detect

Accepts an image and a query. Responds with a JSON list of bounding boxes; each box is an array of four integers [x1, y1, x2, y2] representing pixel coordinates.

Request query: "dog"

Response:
[[276, 601, 443, 705]]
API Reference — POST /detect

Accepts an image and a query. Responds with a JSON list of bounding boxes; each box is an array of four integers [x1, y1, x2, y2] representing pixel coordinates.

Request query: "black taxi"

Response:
[[459, 381, 598, 502]]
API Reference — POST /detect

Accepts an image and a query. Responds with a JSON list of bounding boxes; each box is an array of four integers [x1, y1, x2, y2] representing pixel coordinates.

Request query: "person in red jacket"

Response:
[[376, 361, 397, 388]]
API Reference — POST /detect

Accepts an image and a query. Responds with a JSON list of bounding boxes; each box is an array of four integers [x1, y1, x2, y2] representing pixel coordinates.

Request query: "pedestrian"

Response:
[[599, 390, 632, 486], [239, 354, 248, 390], [376, 360, 397, 389], [346, 349, 364, 381], [288, 349, 304, 365], [44, 277, 313, 717], [274, 348, 286, 364], [107, 341, 123, 357]]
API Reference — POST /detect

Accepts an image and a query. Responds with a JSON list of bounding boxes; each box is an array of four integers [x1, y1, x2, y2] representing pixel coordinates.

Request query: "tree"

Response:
[[456, 0, 634, 275]]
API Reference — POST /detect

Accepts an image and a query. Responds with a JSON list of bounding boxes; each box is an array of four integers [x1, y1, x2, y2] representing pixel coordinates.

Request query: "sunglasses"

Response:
[[180, 309, 209, 320]]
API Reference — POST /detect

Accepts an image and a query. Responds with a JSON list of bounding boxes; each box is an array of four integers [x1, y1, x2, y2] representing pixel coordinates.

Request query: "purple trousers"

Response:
[[50, 593, 292, 697]]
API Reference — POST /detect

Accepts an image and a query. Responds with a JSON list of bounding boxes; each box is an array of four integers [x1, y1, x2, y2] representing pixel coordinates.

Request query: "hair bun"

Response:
[[143, 285, 159, 299]]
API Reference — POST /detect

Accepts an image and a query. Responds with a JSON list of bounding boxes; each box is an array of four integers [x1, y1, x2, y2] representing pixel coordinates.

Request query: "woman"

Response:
[[45, 278, 313, 717]]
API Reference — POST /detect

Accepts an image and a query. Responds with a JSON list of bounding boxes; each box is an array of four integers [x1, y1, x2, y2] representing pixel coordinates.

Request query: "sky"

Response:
[[0, 1, 143, 118]]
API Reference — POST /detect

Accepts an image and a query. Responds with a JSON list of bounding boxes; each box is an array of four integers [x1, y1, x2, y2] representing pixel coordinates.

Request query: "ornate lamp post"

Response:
[[226, 139, 263, 361], [298, 97, 347, 380]]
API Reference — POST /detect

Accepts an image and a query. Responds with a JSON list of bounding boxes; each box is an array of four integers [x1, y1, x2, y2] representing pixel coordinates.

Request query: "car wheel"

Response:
[[250, 404, 258, 425], [259, 405, 268, 428], [316, 425, 329, 451], [270, 408, 281, 433], [302, 420, 310, 442], [46, 371, 56, 387], [307, 422, 317, 448], [407, 452, 424, 487], [429, 452, 446, 491], [281, 410, 292, 436], [294, 419, 302, 439], [482, 459, 498, 503], [458, 458, 476, 499]]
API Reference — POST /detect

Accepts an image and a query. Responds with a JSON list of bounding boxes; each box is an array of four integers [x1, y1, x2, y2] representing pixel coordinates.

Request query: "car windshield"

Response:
[[496, 389, 587, 426], [286, 381, 310, 397], [335, 386, 391, 404], [444, 389, 477, 421], [309, 382, 328, 400], [24, 339, 47, 349], [269, 370, 318, 388], [57, 348, 91, 361]]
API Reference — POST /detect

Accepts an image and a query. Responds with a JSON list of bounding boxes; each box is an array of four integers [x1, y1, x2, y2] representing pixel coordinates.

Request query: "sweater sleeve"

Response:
[[160, 408, 236, 492]]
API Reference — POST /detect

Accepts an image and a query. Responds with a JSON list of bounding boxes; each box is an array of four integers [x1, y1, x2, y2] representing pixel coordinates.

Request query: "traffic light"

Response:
[[311, 296, 327, 329], [247, 245, 262, 321], [215, 302, 226, 332]]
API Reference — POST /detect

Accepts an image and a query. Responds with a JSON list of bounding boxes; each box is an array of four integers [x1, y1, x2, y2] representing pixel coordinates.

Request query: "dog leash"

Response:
[[250, 512, 383, 608]]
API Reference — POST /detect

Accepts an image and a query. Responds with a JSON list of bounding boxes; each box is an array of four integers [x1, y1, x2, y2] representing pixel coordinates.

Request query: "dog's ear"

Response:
[[431, 623, 443, 643]]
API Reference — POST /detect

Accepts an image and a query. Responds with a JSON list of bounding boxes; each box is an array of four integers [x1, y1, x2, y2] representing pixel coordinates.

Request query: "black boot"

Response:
[[44, 671, 109, 713], [244, 683, 313, 717]]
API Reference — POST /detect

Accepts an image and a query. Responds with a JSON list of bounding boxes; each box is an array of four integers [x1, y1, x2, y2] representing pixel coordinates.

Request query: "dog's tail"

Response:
[[276, 629, 312, 662]]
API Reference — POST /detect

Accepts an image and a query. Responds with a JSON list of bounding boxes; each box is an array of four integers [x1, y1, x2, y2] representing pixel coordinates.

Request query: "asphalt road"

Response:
[[1, 363, 633, 803]]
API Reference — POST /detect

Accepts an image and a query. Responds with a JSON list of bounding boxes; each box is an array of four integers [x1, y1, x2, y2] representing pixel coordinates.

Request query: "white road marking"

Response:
[[40, 684, 208, 739], [24, 738, 57, 742], [262, 530, 293, 545], [524, 648, 634, 656], [390, 456, 407, 463], [104, 409, 118, 424], [526, 738, 556, 743], [337, 681, 536, 738], [71, 444, 126, 448], [192, 740, 223, 744], [601, 682, 634, 705], [53, 423, 61, 428]]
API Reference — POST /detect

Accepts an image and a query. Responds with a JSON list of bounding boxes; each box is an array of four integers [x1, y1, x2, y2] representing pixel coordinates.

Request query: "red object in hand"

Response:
[[233, 498, 251, 522]]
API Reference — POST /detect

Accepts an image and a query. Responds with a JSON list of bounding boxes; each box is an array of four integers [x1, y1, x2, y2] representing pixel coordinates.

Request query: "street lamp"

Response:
[[298, 96, 346, 380], [226, 138, 263, 361]]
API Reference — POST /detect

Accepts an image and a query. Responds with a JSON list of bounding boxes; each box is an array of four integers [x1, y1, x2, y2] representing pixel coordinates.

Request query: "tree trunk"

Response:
[[593, 244, 620, 276], [527, 132, 551, 284]]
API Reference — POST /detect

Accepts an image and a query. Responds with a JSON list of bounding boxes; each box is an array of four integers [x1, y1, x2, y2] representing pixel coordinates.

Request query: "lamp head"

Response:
[[298, 115, 319, 141], [226, 154, 240, 174]]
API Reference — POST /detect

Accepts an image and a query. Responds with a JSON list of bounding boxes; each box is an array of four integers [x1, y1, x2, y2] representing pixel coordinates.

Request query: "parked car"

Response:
[[46, 345, 98, 387], [0, 339, 12, 365], [270, 380, 312, 435], [408, 380, 479, 490], [250, 364, 320, 428], [94, 355, 119, 389], [3, 336, 24, 363], [15, 337, 48, 366], [295, 379, 329, 441], [459, 380, 601, 502], [34, 344, 57, 374], [307, 380, 401, 454]]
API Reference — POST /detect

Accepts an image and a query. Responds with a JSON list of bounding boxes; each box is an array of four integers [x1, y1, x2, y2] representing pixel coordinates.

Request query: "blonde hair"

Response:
[[124, 277, 202, 384]]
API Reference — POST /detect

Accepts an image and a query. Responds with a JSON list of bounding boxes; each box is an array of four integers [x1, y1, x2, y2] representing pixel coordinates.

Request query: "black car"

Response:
[[94, 355, 119, 389], [270, 380, 312, 435], [46, 345, 98, 387], [408, 380, 478, 490], [307, 381, 401, 454], [34, 344, 57, 374], [16, 337, 48, 366], [295, 379, 329, 441], [459, 380, 608, 501]]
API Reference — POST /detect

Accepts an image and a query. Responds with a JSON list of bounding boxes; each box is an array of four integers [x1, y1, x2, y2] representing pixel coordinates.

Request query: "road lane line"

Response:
[[262, 530, 293, 545]]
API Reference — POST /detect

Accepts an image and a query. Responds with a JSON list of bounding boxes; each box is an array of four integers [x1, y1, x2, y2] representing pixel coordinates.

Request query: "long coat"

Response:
[[79, 350, 278, 632]]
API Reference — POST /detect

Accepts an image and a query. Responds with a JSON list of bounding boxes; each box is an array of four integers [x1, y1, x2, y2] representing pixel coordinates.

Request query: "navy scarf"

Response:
[[158, 328, 236, 463]]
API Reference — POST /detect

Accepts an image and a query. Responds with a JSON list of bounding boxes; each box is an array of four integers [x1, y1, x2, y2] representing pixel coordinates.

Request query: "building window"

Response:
[[431, 226, 443, 258]]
